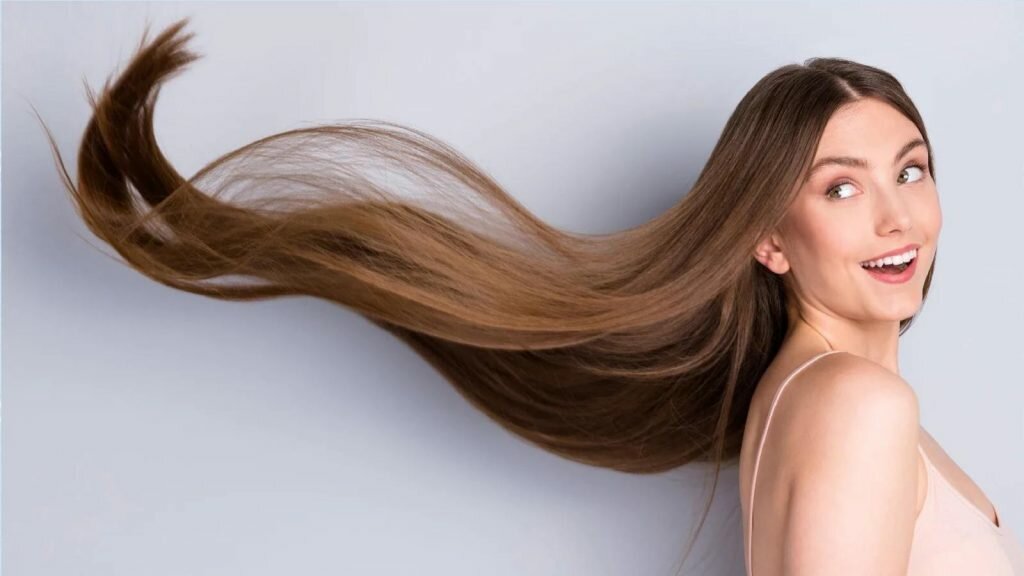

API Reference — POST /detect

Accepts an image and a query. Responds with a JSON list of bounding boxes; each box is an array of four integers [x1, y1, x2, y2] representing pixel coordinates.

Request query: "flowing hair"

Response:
[[36, 17, 936, 573]]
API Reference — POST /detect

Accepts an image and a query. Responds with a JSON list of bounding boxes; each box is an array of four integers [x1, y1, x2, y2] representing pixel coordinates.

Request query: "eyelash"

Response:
[[824, 162, 929, 200]]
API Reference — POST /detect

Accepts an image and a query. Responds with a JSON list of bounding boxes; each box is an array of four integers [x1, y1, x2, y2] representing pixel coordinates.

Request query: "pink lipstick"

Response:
[[861, 252, 919, 284]]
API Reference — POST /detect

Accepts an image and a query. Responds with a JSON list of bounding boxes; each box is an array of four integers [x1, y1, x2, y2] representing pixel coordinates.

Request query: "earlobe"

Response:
[[754, 252, 790, 275]]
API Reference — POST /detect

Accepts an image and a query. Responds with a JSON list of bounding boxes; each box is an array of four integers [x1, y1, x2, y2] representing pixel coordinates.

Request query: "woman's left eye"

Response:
[[898, 163, 927, 185]]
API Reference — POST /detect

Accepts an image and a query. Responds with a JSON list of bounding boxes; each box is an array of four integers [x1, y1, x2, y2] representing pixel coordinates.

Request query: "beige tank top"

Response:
[[745, 350, 1024, 575]]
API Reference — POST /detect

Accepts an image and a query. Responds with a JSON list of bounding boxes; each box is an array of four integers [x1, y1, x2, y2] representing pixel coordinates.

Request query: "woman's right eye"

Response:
[[825, 181, 856, 200]]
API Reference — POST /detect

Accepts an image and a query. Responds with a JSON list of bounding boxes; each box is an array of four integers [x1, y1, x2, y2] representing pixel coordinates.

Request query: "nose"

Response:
[[874, 182, 913, 235]]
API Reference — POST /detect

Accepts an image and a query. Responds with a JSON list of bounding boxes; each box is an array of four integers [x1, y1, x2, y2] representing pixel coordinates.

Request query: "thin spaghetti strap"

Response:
[[916, 443, 929, 462], [746, 350, 844, 576]]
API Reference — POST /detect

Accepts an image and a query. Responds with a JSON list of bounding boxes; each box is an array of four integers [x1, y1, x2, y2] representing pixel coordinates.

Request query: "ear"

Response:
[[753, 232, 790, 275]]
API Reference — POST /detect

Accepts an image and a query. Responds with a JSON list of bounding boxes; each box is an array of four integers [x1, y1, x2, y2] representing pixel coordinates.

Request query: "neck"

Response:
[[786, 303, 902, 375]]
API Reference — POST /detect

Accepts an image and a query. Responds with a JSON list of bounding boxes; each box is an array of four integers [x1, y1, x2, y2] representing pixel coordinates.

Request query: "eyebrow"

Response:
[[805, 138, 927, 181]]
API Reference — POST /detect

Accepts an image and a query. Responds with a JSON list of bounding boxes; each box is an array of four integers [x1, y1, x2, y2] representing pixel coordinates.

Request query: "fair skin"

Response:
[[756, 96, 941, 376], [740, 98, 1000, 575]]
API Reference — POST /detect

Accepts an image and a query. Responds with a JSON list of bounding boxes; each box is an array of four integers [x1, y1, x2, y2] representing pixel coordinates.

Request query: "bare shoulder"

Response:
[[774, 351, 921, 573], [792, 351, 917, 422], [774, 351, 920, 466]]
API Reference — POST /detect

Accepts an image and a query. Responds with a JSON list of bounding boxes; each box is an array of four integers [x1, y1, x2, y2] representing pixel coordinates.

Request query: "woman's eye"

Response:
[[898, 163, 926, 185], [825, 182, 856, 200], [824, 162, 928, 200]]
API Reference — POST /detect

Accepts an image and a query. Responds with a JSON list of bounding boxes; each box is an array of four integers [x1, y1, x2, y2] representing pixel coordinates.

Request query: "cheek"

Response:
[[913, 188, 943, 239], [931, 196, 943, 237], [801, 214, 862, 264]]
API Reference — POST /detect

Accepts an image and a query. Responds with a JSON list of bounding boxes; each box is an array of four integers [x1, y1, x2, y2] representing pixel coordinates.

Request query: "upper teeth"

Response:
[[861, 248, 917, 268]]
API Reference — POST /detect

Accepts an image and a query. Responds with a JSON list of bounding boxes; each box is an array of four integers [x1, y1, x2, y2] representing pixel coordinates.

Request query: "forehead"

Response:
[[814, 98, 923, 157]]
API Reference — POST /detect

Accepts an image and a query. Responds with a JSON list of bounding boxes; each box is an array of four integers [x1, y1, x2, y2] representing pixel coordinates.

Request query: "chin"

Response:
[[875, 301, 923, 322]]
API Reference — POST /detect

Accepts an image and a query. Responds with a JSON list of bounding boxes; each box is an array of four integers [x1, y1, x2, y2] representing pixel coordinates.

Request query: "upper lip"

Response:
[[861, 243, 921, 263]]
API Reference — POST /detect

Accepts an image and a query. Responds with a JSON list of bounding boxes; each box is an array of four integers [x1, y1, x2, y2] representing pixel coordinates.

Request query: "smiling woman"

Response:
[[758, 96, 945, 345], [32, 15, 1024, 576]]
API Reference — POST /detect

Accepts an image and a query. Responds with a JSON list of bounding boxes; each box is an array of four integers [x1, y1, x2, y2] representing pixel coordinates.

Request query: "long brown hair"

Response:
[[36, 17, 936, 573]]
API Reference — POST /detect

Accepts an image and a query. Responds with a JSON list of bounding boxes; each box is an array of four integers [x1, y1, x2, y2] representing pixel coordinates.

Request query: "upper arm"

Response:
[[782, 359, 920, 576]]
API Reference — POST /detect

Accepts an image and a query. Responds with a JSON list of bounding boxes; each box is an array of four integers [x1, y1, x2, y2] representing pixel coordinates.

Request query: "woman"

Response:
[[37, 17, 1024, 575], [741, 96, 1024, 575]]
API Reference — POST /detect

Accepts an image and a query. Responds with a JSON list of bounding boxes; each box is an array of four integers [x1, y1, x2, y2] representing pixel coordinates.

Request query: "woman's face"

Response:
[[762, 97, 942, 324]]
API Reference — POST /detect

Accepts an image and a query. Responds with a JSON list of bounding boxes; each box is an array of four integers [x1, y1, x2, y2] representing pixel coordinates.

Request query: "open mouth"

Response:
[[859, 248, 919, 282], [861, 260, 913, 274]]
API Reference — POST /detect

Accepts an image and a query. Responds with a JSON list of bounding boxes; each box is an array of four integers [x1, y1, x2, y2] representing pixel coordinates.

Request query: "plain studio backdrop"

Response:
[[2, 2, 1022, 575]]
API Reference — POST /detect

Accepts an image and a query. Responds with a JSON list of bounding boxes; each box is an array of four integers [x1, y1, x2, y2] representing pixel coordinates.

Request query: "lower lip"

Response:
[[861, 256, 919, 284]]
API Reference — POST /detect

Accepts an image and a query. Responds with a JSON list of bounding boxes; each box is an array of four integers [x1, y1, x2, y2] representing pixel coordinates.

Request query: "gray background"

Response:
[[3, 2, 1022, 575]]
